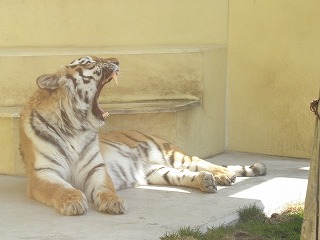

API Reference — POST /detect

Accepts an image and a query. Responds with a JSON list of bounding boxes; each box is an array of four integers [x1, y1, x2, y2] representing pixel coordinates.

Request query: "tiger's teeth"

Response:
[[113, 75, 119, 86], [102, 112, 109, 119]]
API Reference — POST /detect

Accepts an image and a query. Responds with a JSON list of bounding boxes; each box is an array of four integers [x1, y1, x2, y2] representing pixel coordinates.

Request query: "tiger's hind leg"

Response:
[[169, 154, 266, 186], [145, 165, 217, 193], [187, 157, 267, 185], [166, 153, 237, 186]]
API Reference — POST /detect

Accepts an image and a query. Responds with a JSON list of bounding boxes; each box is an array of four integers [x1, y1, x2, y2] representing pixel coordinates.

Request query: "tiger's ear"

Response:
[[36, 74, 59, 90]]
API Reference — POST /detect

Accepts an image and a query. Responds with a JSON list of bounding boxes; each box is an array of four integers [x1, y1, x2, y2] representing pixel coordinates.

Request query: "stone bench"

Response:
[[0, 45, 227, 175]]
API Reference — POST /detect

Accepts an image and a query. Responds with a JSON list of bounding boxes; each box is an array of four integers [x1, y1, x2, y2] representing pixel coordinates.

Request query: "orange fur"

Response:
[[20, 56, 125, 215]]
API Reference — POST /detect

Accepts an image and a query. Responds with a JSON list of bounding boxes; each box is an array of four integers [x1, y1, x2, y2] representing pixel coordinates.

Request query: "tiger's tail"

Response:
[[224, 163, 267, 177]]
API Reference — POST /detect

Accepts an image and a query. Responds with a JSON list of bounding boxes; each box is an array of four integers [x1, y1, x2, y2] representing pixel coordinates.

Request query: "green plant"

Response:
[[160, 203, 304, 240]]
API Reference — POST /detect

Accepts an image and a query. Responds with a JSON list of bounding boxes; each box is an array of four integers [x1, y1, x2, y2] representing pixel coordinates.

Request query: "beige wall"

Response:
[[227, 0, 320, 158], [0, 1, 229, 175], [0, 53, 203, 107], [0, 0, 228, 47], [1, 0, 318, 175], [0, 0, 228, 107]]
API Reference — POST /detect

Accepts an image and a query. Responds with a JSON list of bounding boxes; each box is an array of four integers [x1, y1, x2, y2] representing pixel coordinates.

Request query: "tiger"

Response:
[[20, 56, 266, 216]]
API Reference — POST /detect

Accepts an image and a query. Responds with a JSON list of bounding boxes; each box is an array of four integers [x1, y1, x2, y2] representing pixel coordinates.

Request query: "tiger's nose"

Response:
[[114, 65, 120, 73]]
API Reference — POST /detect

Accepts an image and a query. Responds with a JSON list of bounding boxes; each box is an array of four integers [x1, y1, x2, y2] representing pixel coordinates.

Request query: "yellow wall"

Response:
[[227, 0, 320, 158], [0, 0, 228, 47], [0, 0, 228, 108], [0, 1, 229, 175], [0, 53, 203, 107], [1, 0, 318, 172]]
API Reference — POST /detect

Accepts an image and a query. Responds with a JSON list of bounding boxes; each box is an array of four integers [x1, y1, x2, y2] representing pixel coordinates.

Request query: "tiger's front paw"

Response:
[[198, 171, 217, 193], [56, 189, 88, 216], [95, 191, 127, 214]]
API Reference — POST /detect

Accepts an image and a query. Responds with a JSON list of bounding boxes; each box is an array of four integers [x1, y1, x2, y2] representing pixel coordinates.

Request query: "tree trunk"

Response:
[[301, 97, 320, 240]]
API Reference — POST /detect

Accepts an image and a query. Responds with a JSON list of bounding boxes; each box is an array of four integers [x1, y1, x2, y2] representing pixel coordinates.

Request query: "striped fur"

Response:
[[100, 131, 266, 193], [20, 56, 266, 216], [20, 56, 125, 216]]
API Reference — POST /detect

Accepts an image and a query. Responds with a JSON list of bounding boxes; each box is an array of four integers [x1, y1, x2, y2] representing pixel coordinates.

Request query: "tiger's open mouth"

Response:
[[92, 70, 119, 121]]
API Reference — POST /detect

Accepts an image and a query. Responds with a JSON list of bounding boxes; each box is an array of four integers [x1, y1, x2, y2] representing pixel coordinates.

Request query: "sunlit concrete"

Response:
[[0, 152, 309, 240]]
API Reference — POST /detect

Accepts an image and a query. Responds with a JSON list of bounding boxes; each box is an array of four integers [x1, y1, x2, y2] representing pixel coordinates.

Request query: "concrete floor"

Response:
[[0, 152, 309, 240]]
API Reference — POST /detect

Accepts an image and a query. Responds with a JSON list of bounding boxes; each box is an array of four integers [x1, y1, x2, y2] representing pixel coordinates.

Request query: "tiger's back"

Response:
[[99, 130, 180, 190]]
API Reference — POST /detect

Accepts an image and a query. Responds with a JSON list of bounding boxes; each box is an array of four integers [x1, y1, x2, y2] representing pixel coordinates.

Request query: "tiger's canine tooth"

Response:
[[102, 112, 109, 119], [113, 74, 118, 86]]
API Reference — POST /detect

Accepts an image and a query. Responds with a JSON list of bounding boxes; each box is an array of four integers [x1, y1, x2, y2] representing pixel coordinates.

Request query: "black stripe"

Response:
[[32, 110, 58, 135], [75, 68, 84, 77], [84, 64, 97, 70], [118, 133, 152, 159], [79, 151, 99, 174], [146, 166, 165, 177], [84, 96, 89, 104], [81, 136, 97, 157], [66, 74, 78, 88], [38, 151, 64, 169], [100, 140, 132, 159], [83, 163, 106, 188], [75, 68, 95, 83], [77, 89, 83, 99], [169, 154, 175, 167], [129, 164, 139, 183], [162, 171, 171, 184], [120, 132, 141, 143], [110, 164, 125, 182], [60, 109, 73, 132], [94, 69, 102, 76], [132, 132, 166, 163], [162, 143, 171, 153], [137, 142, 150, 159], [162, 143, 175, 167], [83, 91, 89, 104], [90, 188, 95, 202], [241, 166, 247, 176], [34, 167, 64, 179], [114, 162, 128, 180], [31, 110, 70, 163], [181, 156, 186, 167], [128, 152, 140, 169], [100, 139, 122, 150]]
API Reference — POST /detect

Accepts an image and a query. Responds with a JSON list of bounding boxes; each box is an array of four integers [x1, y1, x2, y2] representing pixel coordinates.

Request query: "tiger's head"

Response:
[[36, 56, 119, 129]]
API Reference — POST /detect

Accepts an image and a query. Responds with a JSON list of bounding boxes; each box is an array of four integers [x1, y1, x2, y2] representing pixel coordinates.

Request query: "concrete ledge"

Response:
[[0, 107, 20, 118], [104, 99, 200, 114], [0, 99, 200, 117], [0, 44, 226, 56]]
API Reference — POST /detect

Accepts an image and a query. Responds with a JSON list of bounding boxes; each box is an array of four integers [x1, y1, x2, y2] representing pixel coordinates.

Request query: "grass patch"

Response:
[[160, 203, 304, 240]]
